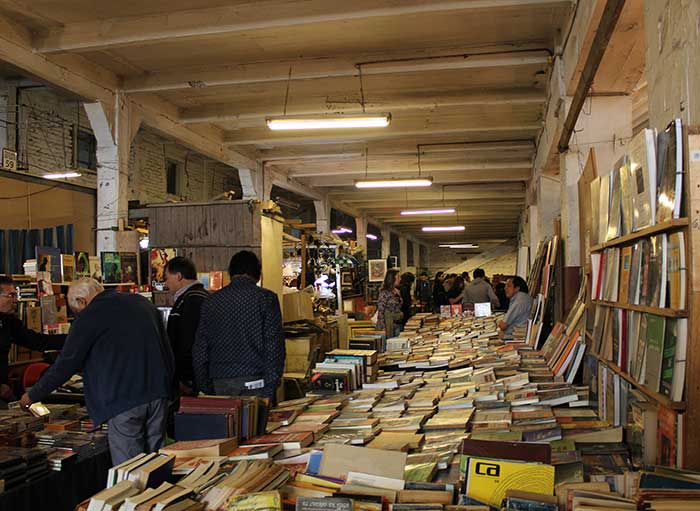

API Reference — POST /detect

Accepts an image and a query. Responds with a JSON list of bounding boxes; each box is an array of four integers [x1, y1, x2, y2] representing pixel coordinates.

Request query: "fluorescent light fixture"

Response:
[[366, 234, 378, 240], [43, 172, 81, 179], [439, 244, 479, 249], [332, 226, 353, 234], [139, 237, 150, 249], [267, 113, 391, 130], [422, 226, 466, 232], [355, 177, 433, 189], [401, 208, 455, 216]]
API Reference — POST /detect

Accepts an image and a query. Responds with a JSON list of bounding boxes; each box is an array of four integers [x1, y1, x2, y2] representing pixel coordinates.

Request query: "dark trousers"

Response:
[[107, 398, 168, 465]]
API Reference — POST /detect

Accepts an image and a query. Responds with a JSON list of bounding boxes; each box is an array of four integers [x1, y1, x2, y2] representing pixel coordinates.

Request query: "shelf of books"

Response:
[[584, 119, 696, 467]]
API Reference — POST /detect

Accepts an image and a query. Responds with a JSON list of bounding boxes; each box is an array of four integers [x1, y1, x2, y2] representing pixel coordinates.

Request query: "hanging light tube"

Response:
[[355, 177, 433, 189], [438, 243, 479, 249], [422, 226, 465, 232], [43, 172, 81, 179], [332, 226, 353, 234], [401, 208, 455, 216], [267, 113, 391, 130], [366, 234, 378, 240]]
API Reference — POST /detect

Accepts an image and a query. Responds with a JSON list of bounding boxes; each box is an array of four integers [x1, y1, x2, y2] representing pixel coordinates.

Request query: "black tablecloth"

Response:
[[0, 449, 111, 511]]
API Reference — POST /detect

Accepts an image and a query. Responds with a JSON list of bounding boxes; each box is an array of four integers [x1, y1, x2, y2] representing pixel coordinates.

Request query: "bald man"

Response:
[[21, 278, 174, 464]]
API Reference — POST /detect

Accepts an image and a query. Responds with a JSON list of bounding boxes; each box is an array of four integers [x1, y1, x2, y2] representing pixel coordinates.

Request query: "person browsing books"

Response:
[[192, 250, 285, 401], [164, 257, 209, 396], [459, 268, 500, 309], [376, 268, 403, 337], [20, 278, 175, 464], [0, 276, 66, 406], [498, 276, 534, 335]]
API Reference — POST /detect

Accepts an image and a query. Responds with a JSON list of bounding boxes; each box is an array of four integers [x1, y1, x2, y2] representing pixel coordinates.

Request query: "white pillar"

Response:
[[314, 199, 330, 234], [85, 94, 137, 253], [413, 240, 421, 268], [399, 236, 408, 270], [537, 176, 561, 240], [355, 215, 368, 253], [528, 204, 540, 267], [381, 226, 391, 259], [239, 164, 271, 200]]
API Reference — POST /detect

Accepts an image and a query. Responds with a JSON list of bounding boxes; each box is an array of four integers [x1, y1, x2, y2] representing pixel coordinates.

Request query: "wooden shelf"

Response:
[[590, 352, 686, 411], [591, 300, 688, 317], [590, 218, 689, 252], [9, 357, 44, 367]]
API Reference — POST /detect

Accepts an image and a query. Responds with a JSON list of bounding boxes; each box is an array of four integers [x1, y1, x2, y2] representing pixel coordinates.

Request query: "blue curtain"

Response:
[[0, 224, 74, 274]]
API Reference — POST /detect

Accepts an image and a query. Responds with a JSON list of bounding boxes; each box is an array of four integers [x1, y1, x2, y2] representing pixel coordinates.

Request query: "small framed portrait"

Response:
[[368, 259, 387, 282]]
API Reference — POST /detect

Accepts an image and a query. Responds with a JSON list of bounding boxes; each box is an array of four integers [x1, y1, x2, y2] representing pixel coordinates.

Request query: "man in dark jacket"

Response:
[[164, 257, 208, 395], [0, 276, 65, 405], [20, 278, 174, 464], [193, 250, 284, 401]]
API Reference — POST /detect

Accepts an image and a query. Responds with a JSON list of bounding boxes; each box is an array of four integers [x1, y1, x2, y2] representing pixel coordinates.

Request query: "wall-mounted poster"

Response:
[[150, 248, 178, 290], [368, 259, 387, 283]]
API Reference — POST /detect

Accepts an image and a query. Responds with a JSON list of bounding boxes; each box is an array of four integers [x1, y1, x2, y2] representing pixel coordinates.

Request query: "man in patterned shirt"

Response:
[[193, 250, 285, 401]]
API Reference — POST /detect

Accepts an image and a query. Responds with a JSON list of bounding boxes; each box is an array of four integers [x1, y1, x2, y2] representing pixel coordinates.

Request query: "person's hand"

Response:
[[0, 384, 12, 401], [498, 320, 507, 331], [19, 392, 32, 408]]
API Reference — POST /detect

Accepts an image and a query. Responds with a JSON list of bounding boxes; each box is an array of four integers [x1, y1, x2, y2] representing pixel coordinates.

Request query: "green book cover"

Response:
[[659, 319, 678, 398], [644, 314, 666, 392]]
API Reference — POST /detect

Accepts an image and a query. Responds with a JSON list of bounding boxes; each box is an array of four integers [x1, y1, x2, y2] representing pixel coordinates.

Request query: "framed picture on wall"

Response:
[[388, 256, 398, 269], [368, 259, 387, 282], [341, 270, 354, 287]]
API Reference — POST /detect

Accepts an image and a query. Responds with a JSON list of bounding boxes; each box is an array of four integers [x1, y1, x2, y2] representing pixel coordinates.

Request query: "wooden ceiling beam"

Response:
[[288, 161, 532, 178], [261, 140, 536, 161], [179, 88, 544, 125], [301, 168, 531, 187], [224, 123, 542, 146], [34, 0, 569, 53]]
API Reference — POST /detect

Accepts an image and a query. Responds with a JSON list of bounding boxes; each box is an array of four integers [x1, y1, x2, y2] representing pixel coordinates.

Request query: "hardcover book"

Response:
[[120, 252, 138, 284], [656, 118, 683, 223], [628, 128, 657, 230], [101, 252, 122, 284], [74, 251, 91, 278], [60, 254, 75, 283], [644, 314, 666, 393]]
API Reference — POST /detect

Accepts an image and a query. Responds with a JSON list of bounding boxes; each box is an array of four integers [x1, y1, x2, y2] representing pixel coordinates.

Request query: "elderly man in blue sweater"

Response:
[[20, 278, 174, 464]]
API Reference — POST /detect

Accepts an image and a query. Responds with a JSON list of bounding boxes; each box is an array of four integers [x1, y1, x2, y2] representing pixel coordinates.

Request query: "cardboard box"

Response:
[[283, 290, 314, 323]]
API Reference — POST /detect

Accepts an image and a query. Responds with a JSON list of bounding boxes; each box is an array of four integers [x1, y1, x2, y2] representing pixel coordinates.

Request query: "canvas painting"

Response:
[[368, 259, 387, 282]]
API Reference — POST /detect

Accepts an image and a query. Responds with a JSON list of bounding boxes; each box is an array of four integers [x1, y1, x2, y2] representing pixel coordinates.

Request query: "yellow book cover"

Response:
[[465, 457, 554, 507], [225, 491, 281, 511]]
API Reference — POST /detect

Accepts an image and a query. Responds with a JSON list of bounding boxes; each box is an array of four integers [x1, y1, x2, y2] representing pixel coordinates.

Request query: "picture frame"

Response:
[[341, 271, 354, 286], [368, 259, 387, 282]]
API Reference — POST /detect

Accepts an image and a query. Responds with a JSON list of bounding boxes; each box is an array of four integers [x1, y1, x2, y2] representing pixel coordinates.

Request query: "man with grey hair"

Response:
[[20, 277, 174, 464]]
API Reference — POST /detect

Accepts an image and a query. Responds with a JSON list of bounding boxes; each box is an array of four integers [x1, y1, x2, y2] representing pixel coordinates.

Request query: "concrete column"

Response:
[[537, 176, 561, 240], [528, 204, 540, 267], [239, 163, 271, 200], [413, 240, 421, 268], [381, 226, 391, 259], [355, 215, 368, 253], [314, 199, 330, 234], [84, 95, 136, 253], [399, 236, 408, 270]]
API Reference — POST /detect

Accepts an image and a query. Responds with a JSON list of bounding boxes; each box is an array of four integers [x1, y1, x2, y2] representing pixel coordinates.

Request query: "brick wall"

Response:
[[6, 86, 241, 204]]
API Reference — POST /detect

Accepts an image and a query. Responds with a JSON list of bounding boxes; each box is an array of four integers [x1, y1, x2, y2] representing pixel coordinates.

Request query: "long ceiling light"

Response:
[[366, 234, 378, 240], [422, 226, 465, 232], [267, 113, 391, 130], [332, 227, 353, 234], [439, 243, 479, 249], [43, 172, 81, 179], [355, 177, 433, 189], [401, 208, 455, 216]]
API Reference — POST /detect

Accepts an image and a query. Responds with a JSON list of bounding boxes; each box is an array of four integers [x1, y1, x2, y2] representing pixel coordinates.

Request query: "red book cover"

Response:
[[657, 406, 677, 467], [210, 271, 223, 291], [179, 396, 242, 414]]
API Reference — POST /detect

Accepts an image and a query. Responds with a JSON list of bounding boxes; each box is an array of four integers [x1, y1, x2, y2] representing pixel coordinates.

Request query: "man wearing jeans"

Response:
[[20, 278, 174, 464]]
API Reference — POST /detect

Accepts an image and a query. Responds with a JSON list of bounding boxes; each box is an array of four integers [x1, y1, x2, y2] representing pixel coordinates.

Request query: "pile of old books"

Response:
[[175, 396, 269, 443], [310, 349, 379, 393]]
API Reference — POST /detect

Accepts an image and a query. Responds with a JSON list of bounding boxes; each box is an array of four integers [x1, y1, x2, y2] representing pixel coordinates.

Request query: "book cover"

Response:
[[607, 168, 622, 241], [657, 406, 678, 467], [74, 251, 90, 278], [120, 252, 138, 284], [226, 491, 281, 511], [628, 241, 643, 305], [644, 314, 666, 393], [101, 252, 122, 284], [150, 248, 178, 290], [589, 176, 601, 246], [35, 246, 61, 283], [464, 457, 554, 507], [88, 256, 102, 280], [296, 497, 352, 511], [617, 156, 634, 235], [60, 254, 75, 283], [598, 174, 611, 243], [618, 246, 632, 304], [210, 271, 224, 291], [666, 232, 686, 309], [656, 119, 683, 223], [629, 128, 657, 230], [660, 318, 687, 402]]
